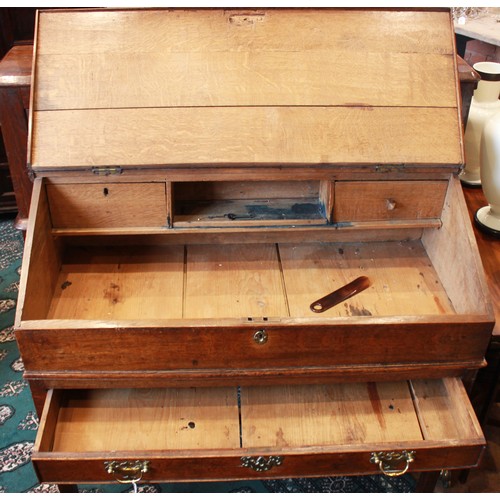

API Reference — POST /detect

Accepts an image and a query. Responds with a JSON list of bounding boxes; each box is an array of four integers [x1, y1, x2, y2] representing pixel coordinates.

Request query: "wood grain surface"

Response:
[[30, 107, 463, 168], [241, 381, 423, 448], [51, 387, 240, 452], [47, 245, 185, 321], [29, 8, 463, 170], [47, 182, 168, 228], [39, 240, 457, 321]]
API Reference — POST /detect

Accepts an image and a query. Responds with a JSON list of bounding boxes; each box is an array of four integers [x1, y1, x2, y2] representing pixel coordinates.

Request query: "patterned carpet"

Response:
[[0, 214, 416, 493]]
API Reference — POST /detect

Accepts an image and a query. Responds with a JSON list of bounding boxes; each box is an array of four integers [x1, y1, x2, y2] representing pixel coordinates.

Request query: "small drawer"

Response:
[[334, 180, 448, 222], [46, 182, 168, 229], [32, 379, 484, 485]]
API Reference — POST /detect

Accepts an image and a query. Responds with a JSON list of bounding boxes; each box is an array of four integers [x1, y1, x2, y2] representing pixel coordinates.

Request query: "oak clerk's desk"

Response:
[[2, 12, 498, 490]]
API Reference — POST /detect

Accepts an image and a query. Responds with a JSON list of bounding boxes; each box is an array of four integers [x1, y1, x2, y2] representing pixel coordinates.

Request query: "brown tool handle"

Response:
[[310, 276, 371, 313]]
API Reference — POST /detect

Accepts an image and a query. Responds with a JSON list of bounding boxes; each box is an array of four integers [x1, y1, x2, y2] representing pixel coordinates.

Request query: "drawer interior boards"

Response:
[[39, 241, 451, 321], [33, 378, 485, 483]]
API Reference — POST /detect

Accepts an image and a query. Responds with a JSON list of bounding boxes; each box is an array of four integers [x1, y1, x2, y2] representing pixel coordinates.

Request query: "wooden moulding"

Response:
[[21, 360, 488, 393], [32, 378, 484, 484]]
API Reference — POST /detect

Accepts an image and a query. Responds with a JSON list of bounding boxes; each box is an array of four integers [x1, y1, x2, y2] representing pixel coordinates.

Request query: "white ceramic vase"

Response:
[[461, 61, 500, 186], [475, 110, 500, 235]]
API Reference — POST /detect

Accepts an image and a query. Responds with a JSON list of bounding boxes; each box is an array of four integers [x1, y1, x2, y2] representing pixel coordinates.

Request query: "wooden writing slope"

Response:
[[14, 8, 494, 491]]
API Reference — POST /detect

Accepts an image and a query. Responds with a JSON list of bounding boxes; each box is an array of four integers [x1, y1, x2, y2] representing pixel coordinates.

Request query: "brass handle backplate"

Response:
[[370, 450, 415, 477], [241, 455, 283, 472], [104, 460, 150, 484]]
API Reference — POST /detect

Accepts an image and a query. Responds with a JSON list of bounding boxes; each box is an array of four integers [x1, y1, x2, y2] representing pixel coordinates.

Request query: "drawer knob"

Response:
[[370, 450, 415, 477], [104, 460, 150, 484], [386, 198, 397, 211], [253, 329, 268, 345], [241, 455, 283, 472]]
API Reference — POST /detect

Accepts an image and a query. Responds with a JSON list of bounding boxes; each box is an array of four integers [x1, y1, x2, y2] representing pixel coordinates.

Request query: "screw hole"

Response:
[[103, 188, 109, 196]]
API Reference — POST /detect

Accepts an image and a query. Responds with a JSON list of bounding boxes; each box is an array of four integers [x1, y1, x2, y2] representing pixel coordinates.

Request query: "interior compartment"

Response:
[[172, 180, 329, 227], [18, 177, 491, 324], [37, 240, 455, 321]]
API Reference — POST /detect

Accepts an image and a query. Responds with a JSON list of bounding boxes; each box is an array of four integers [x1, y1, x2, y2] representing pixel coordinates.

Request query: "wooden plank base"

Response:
[[35, 240, 455, 322]]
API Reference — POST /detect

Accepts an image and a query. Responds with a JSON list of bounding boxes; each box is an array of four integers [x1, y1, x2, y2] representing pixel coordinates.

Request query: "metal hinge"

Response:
[[92, 166, 123, 176]]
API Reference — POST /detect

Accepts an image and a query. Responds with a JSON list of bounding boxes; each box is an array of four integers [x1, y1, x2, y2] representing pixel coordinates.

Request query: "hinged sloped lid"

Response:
[[29, 8, 463, 172]]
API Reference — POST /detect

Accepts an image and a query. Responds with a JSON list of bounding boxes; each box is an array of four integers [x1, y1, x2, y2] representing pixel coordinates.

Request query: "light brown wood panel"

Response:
[[47, 183, 168, 228], [35, 9, 454, 57], [34, 389, 63, 454], [319, 180, 334, 223], [30, 107, 463, 169], [410, 378, 484, 442], [422, 177, 493, 316], [184, 243, 288, 319], [34, 51, 457, 110], [17, 179, 62, 322], [47, 245, 185, 320], [278, 241, 455, 318], [174, 181, 320, 201], [334, 181, 448, 222], [50, 387, 240, 452], [49, 226, 426, 245], [240, 382, 423, 448]]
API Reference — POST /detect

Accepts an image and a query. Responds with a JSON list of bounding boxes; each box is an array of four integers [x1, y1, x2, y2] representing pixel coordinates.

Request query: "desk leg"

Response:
[[415, 471, 441, 492], [57, 485, 79, 493], [0, 86, 31, 227], [27, 380, 47, 418]]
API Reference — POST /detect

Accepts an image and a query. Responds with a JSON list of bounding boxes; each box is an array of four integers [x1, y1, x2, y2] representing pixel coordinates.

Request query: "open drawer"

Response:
[[32, 378, 485, 485], [15, 176, 494, 386]]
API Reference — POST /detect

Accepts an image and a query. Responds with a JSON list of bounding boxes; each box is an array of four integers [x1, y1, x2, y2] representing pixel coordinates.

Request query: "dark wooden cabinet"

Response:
[[0, 45, 32, 227], [0, 7, 37, 223]]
